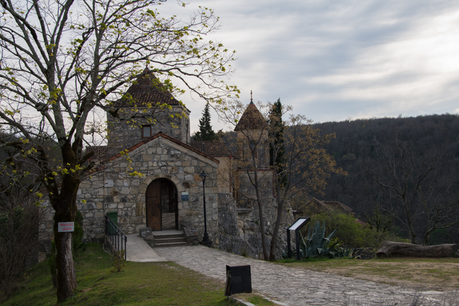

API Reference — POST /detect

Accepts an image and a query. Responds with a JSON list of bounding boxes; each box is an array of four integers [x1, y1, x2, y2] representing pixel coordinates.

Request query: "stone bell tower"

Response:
[[106, 68, 190, 156]]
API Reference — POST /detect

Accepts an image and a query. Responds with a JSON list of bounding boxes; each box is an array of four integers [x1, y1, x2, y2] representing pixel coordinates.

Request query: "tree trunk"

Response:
[[51, 171, 79, 301], [376, 241, 458, 258], [55, 231, 77, 301], [256, 200, 269, 260], [251, 157, 269, 260], [269, 197, 283, 261], [53, 193, 78, 302]]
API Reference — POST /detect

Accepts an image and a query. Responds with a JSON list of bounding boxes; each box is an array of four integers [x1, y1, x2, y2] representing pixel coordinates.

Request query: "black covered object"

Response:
[[225, 265, 252, 296]]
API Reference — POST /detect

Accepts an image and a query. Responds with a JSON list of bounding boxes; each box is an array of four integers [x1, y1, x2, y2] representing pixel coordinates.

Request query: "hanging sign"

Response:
[[58, 222, 75, 232]]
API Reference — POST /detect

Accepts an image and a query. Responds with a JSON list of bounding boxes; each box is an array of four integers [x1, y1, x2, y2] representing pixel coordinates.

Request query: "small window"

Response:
[[142, 125, 152, 138]]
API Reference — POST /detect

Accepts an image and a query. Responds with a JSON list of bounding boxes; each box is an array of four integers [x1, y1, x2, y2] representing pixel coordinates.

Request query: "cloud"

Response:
[[159, 0, 459, 130]]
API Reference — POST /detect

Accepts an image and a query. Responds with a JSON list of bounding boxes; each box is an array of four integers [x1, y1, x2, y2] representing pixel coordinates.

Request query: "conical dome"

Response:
[[113, 68, 180, 107], [234, 102, 267, 131]]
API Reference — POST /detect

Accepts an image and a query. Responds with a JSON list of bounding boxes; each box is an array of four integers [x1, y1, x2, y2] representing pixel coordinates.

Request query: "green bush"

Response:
[[428, 228, 453, 245], [310, 211, 407, 247], [310, 212, 373, 247], [112, 250, 126, 272], [0, 204, 39, 299]]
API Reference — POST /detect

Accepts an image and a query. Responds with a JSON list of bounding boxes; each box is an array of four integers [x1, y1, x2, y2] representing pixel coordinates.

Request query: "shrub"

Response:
[[310, 211, 408, 248], [310, 212, 374, 247], [0, 203, 39, 299], [112, 250, 126, 272]]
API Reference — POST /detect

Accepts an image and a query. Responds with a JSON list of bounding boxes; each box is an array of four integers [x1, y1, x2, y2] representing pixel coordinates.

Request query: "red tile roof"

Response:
[[189, 140, 231, 156], [234, 102, 267, 131], [306, 198, 367, 226], [113, 68, 180, 107], [322, 200, 353, 213]]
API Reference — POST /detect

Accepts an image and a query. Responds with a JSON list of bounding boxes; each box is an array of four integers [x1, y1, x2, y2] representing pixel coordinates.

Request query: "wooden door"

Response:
[[146, 180, 161, 230]]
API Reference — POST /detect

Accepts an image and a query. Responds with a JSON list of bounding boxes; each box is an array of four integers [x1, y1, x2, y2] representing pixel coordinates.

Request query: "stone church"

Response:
[[39, 69, 290, 260]]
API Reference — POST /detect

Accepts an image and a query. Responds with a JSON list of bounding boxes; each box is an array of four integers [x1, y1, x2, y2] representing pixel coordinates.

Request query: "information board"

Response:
[[288, 218, 309, 231], [181, 192, 189, 201]]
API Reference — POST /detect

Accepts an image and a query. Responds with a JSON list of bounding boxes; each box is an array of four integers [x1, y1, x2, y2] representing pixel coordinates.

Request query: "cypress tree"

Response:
[[269, 99, 285, 181], [193, 103, 217, 141]]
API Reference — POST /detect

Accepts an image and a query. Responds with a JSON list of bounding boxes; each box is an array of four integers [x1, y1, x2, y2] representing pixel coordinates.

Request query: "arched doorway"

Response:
[[146, 179, 178, 231]]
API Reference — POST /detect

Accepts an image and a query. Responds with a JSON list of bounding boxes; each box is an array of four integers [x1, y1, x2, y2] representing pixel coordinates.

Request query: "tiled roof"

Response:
[[108, 132, 219, 163], [189, 140, 231, 156], [113, 68, 180, 107], [234, 102, 267, 131], [88, 132, 219, 175], [322, 201, 353, 212], [308, 198, 367, 226], [311, 198, 353, 213]]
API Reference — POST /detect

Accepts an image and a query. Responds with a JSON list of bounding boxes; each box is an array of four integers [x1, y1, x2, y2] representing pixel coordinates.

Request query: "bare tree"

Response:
[[361, 134, 459, 244], [0, 0, 238, 301], [220, 100, 344, 260]]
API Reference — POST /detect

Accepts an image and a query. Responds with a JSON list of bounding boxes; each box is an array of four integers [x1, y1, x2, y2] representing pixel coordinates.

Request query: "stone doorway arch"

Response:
[[146, 178, 178, 231]]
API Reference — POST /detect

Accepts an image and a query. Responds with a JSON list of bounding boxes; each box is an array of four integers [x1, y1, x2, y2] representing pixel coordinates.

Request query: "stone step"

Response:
[[154, 241, 188, 248], [150, 230, 187, 247], [154, 237, 186, 243], [153, 233, 185, 240]]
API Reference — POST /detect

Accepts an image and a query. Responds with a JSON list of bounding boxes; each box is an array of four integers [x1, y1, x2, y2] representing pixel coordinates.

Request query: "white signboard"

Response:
[[58, 222, 75, 232], [288, 218, 308, 231]]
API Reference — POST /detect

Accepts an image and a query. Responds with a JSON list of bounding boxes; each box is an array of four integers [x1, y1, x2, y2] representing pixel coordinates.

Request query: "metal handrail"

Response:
[[105, 214, 127, 260]]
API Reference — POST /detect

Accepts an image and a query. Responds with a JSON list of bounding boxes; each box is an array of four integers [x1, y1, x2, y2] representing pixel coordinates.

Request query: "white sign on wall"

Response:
[[58, 222, 75, 232]]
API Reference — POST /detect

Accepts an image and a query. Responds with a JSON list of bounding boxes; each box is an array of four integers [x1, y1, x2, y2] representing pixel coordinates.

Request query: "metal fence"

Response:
[[105, 214, 127, 260]]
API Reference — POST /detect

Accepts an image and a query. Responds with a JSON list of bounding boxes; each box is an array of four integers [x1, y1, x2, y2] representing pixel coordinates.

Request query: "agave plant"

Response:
[[329, 246, 355, 259], [299, 221, 345, 259]]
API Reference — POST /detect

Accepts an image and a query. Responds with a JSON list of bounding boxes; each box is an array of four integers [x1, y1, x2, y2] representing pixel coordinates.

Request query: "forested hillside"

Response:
[[310, 114, 459, 244]]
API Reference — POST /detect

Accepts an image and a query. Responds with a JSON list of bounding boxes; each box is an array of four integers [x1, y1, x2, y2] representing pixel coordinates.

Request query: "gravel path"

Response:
[[155, 245, 458, 306]]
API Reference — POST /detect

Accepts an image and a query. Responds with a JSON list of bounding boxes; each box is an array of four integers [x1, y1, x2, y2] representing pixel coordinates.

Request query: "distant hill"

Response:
[[310, 114, 459, 243]]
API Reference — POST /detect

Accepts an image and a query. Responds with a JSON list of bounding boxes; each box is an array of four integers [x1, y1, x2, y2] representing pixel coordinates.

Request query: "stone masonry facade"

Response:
[[39, 133, 221, 258], [106, 105, 190, 157], [38, 69, 293, 260]]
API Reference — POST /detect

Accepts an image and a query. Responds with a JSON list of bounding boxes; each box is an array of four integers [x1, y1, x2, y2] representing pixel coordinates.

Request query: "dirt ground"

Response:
[[285, 258, 459, 291]]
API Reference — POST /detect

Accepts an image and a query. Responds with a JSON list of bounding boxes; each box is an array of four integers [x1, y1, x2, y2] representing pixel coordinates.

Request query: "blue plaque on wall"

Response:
[[181, 192, 189, 201]]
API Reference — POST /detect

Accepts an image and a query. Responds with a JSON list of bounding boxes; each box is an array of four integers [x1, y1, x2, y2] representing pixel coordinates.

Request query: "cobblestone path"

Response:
[[155, 245, 458, 306]]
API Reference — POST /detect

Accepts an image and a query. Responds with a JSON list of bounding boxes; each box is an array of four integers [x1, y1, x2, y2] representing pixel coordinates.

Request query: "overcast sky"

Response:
[[159, 0, 459, 132]]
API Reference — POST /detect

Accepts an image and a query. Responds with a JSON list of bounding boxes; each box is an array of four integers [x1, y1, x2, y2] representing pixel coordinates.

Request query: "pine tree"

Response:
[[193, 103, 218, 141]]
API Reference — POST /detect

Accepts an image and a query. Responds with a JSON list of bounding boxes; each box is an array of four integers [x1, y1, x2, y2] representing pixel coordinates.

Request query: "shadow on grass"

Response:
[[3, 243, 232, 306]]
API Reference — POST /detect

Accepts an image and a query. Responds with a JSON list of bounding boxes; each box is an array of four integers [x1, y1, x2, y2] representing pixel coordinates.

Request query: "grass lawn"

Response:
[[279, 257, 459, 291], [2, 243, 235, 306]]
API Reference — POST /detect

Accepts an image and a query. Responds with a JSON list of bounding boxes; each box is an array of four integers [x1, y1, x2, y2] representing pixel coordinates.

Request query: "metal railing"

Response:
[[105, 214, 127, 260]]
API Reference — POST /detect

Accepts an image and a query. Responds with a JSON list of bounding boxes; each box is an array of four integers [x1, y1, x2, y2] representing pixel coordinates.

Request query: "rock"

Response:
[[376, 241, 458, 258]]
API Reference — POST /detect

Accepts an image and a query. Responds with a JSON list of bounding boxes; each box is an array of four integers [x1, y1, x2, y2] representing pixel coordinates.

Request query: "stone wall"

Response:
[[106, 105, 190, 156], [217, 191, 294, 259], [38, 134, 220, 255], [234, 170, 274, 208], [38, 133, 293, 261]]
